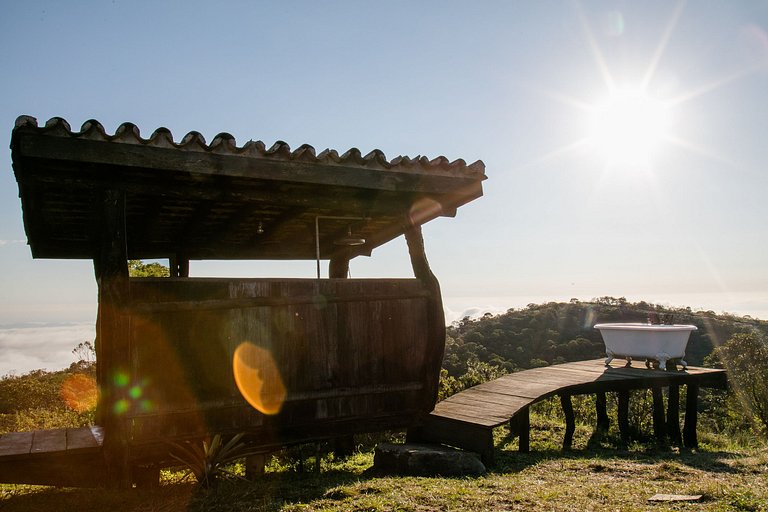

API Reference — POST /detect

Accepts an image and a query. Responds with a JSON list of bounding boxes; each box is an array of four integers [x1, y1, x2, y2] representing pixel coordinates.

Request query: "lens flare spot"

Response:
[[60, 374, 98, 412], [408, 198, 443, 227], [233, 342, 286, 415], [113, 399, 130, 415], [129, 385, 143, 399], [138, 399, 154, 412], [113, 372, 130, 387]]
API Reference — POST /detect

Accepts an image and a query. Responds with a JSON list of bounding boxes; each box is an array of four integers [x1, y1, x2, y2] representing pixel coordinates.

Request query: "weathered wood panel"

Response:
[[120, 278, 435, 455]]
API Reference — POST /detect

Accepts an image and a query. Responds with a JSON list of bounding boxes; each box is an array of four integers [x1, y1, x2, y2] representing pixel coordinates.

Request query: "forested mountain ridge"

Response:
[[443, 297, 768, 376]]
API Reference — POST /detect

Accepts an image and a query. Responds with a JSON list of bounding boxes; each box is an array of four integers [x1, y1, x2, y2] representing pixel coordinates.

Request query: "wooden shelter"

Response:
[[8, 115, 486, 486]]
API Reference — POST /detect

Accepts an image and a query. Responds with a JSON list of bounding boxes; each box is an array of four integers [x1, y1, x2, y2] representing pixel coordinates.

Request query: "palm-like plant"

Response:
[[168, 432, 261, 487]]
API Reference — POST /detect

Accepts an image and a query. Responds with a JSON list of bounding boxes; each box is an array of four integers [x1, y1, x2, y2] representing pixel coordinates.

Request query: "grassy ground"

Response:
[[1, 416, 766, 511]]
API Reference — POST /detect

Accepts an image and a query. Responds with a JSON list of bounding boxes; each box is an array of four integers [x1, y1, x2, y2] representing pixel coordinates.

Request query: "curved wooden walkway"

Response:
[[414, 359, 727, 465]]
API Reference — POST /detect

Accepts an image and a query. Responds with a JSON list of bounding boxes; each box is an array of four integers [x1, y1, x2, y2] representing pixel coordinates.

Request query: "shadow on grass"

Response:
[[0, 464, 382, 512], [492, 424, 744, 476]]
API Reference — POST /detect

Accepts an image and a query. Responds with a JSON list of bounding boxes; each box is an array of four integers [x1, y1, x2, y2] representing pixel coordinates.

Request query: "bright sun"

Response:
[[587, 88, 672, 167]]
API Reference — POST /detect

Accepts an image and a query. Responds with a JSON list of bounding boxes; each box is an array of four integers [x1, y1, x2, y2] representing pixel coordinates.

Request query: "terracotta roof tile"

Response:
[[13, 115, 486, 179]]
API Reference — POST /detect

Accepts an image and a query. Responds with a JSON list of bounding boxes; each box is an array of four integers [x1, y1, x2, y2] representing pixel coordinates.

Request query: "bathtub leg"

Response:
[[604, 351, 614, 367], [656, 352, 670, 371], [667, 385, 682, 445], [560, 394, 575, 451], [618, 390, 630, 443], [679, 359, 688, 369], [624, 357, 632, 368]]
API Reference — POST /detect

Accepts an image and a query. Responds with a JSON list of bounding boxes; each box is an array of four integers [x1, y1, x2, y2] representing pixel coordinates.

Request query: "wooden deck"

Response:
[[415, 359, 727, 464], [0, 426, 106, 487]]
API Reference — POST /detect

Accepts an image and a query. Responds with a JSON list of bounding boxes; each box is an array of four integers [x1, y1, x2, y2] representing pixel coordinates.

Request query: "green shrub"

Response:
[[708, 331, 768, 435]]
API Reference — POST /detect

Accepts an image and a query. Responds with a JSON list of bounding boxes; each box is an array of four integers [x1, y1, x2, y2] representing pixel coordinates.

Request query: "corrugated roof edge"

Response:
[[13, 115, 486, 178]]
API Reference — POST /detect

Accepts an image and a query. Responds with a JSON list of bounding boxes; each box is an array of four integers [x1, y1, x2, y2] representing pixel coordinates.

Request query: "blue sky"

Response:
[[1, 1, 767, 374]]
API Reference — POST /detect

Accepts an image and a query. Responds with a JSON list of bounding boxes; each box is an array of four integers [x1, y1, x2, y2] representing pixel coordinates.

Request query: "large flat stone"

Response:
[[373, 443, 486, 477]]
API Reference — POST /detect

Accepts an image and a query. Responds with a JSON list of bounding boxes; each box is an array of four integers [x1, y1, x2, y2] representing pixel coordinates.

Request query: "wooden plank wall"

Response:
[[119, 278, 433, 453]]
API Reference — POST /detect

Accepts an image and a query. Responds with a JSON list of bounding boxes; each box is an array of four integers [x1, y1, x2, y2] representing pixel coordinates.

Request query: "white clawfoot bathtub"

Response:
[[594, 323, 697, 370]]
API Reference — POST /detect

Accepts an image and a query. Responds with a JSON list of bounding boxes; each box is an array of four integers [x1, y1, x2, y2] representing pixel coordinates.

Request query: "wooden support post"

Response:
[[132, 465, 160, 489], [667, 385, 682, 445], [329, 250, 353, 458], [333, 436, 355, 459], [595, 392, 610, 431], [329, 249, 351, 279], [618, 390, 630, 443], [560, 394, 575, 451], [683, 383, 699, 448], [404, 222, 445, 411], [93, 189, 131, 488], [245, 454, 266, 479], [652, 386, 666, 443], [510, 406, 530, 453], [169, 255, 190, 278], [419, 417, 495, 466]]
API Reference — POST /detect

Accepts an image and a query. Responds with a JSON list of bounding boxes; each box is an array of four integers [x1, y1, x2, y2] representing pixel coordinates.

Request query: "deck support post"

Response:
[[132, 465, 160, 488], [94, 188, 131, 488], [652, 386, 666, 442], [617, 390, 630, 443], [683, 383, 699, 448], [332, 436, 356, 459], [560, 394, 575, 450], [510, 406, 530, 453], [245, 454, 267, 479], [417, 417, 495, 466], [666, 385, 682, 444], [595, 392, 610, 431]]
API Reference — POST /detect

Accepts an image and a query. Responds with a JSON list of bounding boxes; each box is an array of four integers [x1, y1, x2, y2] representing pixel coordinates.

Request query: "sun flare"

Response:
[[587, 88, 672, 167]]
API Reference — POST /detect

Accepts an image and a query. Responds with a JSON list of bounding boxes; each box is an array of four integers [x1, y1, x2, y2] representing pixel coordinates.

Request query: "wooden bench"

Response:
[[412, 359, 727, 465]]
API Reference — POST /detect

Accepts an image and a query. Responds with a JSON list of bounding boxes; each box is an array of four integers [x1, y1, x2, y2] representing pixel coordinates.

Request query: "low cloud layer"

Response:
[[0, 240, 25, 247], [0, 322, 95, 376]]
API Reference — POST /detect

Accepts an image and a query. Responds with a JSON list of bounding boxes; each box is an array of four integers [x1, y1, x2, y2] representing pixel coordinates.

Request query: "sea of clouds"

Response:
[[1, 292, 763, 377], [0, 322, 96, 376]]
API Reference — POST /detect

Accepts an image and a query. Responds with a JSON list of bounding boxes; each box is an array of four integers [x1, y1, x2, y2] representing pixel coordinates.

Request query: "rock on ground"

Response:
[[373, 442, 486, 477]]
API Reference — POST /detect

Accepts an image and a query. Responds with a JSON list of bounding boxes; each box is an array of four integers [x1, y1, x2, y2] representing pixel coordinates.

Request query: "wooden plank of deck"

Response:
[[32, 428, 67, 454], [0, 432, 33, 457], [418, 359, 727, 464], [0, 427, 106, 487], [67, 426, 104, 452], [455, 387, 534, 408]]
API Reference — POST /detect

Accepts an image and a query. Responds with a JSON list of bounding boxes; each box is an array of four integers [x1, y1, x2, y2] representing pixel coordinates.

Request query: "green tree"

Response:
[[711, 332, 768, 434], [128, 259, 170, 277]]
